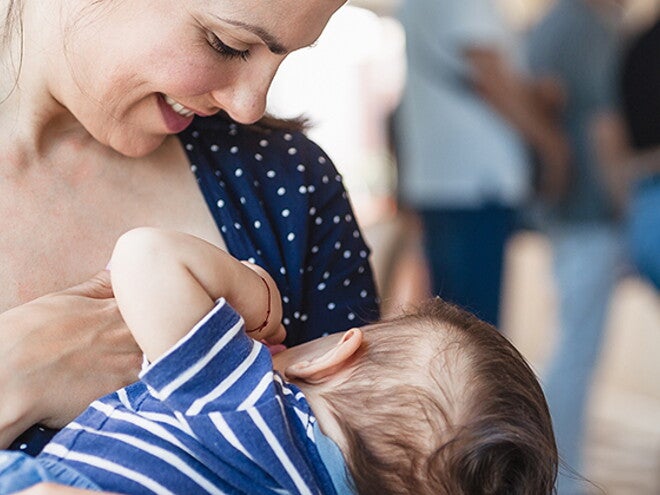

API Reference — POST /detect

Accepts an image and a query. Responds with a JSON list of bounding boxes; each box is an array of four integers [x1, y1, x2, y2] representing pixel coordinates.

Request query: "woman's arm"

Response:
[[0, 271, 142, 449]]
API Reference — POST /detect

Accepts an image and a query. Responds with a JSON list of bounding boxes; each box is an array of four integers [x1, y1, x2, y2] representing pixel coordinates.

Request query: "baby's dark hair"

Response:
[[322, 298, 557, 495]]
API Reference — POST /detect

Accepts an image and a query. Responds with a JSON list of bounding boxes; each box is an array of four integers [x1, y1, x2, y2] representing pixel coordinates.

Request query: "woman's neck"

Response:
[[0, 87, 92, 170], [0, 0, 90, 163]]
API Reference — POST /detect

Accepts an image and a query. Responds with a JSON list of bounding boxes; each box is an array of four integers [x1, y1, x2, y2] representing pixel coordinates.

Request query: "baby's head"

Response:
[[279, 298, 557, 494]]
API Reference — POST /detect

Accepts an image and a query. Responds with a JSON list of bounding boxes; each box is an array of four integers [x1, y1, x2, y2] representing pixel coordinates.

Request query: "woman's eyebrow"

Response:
[[213, 16, 288, 55]]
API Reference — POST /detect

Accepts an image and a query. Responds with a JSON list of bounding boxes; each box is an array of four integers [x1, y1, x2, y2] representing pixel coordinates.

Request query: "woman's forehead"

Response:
[[204, 0, 346, 50]]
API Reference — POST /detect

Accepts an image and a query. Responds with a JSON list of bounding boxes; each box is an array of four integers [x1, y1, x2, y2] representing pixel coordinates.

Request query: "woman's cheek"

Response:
[[151, 46, 227, 96]]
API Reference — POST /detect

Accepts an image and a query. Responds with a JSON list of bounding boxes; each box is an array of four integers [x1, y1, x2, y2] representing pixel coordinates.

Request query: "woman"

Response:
[[0, 0, 379, 460]]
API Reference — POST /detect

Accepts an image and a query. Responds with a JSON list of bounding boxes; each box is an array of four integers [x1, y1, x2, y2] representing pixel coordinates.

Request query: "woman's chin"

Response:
[[108, 133, 168, 158]]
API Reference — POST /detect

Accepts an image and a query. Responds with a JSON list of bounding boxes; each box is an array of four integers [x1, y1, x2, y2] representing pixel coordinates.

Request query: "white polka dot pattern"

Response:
[[178, 117, 379, 353]]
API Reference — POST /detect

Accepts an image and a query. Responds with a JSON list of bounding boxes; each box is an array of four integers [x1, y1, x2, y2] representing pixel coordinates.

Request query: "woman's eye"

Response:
[[209, 34, 250, 61]]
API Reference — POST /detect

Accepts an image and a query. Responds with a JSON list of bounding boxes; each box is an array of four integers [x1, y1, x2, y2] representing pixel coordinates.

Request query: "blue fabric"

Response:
[[18, 300, 341, 495], [180, 116, 380, 346], [0, 452, 100, 494], [628, 175, 660, 290], [8, 428, 59, 458], [527, 0, 622, 223], [543, 224, 622, 494], [312, 422, 354, 495], [527, 5, 625, 492], [419, 205, 516, 327], [11, 115, 380, 455]]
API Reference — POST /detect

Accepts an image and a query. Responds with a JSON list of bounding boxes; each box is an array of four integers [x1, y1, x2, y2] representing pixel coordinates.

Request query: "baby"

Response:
[[0, 228, 557, 495]]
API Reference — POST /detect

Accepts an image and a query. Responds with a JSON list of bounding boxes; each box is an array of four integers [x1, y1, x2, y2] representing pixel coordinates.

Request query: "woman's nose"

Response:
[[211, 59, 281, 125], [212, 86, 267, 125]]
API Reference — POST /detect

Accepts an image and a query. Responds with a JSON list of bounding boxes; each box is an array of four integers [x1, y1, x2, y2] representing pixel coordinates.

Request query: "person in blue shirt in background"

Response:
[[394, 0, 569, 328], [620, 16, 660, 291], [1, 227, 557, 495], [527, 1, 630, 492]]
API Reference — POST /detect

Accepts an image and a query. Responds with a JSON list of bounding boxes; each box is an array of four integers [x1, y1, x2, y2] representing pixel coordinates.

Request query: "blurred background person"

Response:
[[526, 1, 630, 492], [393, 0, 568, 327], [621, 16, 660, 292], [267, 1, 660, 490]]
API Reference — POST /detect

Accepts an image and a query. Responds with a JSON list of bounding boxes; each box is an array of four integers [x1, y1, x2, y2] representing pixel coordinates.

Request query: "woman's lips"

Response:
[[157, 93, 194, 133]]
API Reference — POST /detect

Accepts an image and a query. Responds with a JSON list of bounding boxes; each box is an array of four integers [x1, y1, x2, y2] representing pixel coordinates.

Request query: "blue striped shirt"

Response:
[[37, 300, 341, 495]]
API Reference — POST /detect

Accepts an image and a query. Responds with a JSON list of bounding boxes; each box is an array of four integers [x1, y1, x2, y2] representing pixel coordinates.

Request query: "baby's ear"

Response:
[[285, 329, 363, 384]]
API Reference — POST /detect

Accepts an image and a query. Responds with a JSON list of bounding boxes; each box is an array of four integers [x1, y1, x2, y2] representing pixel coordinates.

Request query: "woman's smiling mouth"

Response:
[[163, 94, 195, 118]]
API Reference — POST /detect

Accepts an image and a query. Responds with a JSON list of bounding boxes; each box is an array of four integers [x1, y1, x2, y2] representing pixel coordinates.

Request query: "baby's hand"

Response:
[[236, 261, 286, 346]]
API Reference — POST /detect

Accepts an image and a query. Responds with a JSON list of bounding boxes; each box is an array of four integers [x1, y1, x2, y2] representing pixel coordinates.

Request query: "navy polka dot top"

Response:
[[183, 115, 380, 344], [11, 115, 380, 455]]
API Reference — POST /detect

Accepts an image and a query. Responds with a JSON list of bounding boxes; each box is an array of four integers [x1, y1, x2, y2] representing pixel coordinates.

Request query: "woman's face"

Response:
[[52, 0, 344, 157]]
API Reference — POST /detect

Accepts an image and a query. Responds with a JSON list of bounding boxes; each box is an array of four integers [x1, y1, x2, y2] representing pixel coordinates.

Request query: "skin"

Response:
[[3, 0, 344, 157], [586, 0, 631, 215], [464, 47, 571, 202], [109, 227, 357, 448], [110, 228, 288, 358], [22, 227, 357, 495], [0, 0, 345, 448]]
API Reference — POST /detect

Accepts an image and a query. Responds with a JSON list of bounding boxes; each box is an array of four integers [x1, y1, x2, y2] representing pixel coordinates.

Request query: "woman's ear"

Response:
[[285, 329, 363, 384]]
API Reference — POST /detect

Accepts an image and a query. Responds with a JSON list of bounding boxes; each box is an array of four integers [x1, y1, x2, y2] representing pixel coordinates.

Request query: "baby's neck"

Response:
[[271, 335, 349, 452], [301, 382, 345, 441]]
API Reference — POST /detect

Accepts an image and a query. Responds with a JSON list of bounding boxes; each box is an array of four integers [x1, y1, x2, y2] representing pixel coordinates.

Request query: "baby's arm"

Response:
[[109, 228, 284, 363]]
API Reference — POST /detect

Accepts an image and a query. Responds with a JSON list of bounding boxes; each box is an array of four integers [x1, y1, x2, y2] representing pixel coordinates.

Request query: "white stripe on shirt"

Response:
[[116, 389, 133, 411], [209, 412, 255, 462], [138, 411, 194, 437], [238, 371, 273, 410], [156, 316, 244, 401], [247, 408, 313, 495], [88, 401, 198, 459], [172, 411, 197, 438], [273, 374, 295, 397], [43, 444, 176, 495], [63, 422, 225, 495], [292, 408, 315, 442], [186, 342, 262, 415]]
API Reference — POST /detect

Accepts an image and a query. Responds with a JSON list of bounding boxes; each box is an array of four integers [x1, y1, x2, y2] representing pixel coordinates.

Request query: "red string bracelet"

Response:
[[246, 276, 271, 334]]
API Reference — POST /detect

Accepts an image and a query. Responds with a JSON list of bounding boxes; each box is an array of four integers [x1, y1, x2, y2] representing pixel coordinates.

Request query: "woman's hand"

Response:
[[16, 483, 121, 495], [0, 271, 142, 448]]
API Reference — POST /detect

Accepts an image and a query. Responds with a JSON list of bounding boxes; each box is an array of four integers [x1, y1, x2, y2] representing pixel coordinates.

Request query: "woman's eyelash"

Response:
[[209, 34, 250, 61]]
